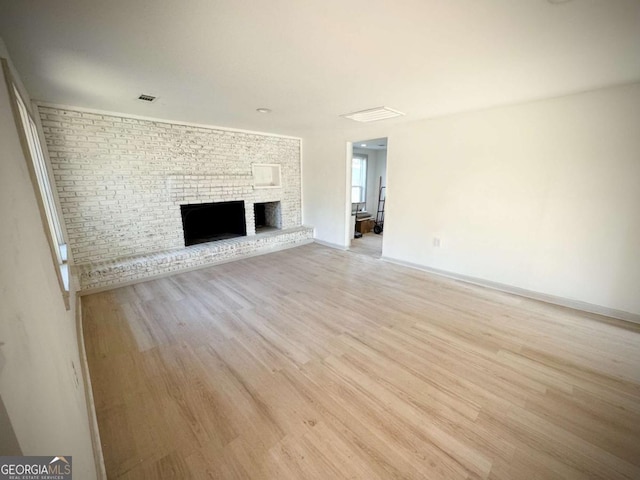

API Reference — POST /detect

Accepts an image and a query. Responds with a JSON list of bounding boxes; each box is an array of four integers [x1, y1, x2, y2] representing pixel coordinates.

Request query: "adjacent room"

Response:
[[1, 1, 639, 479], [350, 137, 387, 258]]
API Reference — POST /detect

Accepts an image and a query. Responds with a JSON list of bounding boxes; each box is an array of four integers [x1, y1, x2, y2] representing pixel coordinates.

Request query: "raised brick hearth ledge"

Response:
[[76, 226, 313, 292]]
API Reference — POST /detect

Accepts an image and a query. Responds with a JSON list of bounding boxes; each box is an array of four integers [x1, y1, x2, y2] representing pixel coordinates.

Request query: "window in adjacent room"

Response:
[[3, 59, 70, 306], [351, 154, 367, 204]]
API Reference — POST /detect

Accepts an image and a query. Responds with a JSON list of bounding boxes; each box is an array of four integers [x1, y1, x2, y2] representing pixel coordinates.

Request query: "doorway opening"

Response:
[[348, 137, 387, 258]]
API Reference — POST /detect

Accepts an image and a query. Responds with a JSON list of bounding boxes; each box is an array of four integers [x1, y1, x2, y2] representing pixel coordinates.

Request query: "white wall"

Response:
[[302, 83, 640, 316], [302, 133, 353, 246], [0, 39, 97, 477]]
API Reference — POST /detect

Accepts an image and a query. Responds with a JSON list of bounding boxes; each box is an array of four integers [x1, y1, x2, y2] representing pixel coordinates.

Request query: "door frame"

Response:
[[344, 137, 389, 251]]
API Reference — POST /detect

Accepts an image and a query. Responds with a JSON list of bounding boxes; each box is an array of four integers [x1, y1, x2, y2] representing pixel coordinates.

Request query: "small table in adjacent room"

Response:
[[355, 217, 375, 235]]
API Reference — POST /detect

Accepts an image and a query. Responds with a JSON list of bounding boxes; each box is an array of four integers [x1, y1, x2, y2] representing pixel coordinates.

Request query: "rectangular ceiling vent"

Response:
[[137, 94, 157, 102], [341, 106, 405, 123]]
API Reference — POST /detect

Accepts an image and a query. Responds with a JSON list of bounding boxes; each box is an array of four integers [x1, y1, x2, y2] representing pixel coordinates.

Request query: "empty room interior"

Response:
[[1, 1, 640, 479]]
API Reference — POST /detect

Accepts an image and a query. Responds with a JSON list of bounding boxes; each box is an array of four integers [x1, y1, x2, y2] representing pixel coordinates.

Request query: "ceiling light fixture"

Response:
[[341, 106, 405, 123], [256, 108, 271, 114], [360, 144, 367, 147]]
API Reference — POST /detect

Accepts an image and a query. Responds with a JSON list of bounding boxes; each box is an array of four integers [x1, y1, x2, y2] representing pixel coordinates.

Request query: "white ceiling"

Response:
[[1, 0, 639, 136]]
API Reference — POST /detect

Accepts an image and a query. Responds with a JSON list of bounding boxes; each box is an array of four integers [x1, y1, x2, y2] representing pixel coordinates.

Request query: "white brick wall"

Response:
[[39, 106, 302, 264]]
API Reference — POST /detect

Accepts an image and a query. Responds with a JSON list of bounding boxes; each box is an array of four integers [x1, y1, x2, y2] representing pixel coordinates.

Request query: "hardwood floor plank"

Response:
[[82, 244, 640, 479]]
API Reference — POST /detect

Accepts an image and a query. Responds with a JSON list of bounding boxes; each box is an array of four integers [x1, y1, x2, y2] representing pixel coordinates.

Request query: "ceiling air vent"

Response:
[[137, 94, 157, 102], [341, 106, 405, 123]]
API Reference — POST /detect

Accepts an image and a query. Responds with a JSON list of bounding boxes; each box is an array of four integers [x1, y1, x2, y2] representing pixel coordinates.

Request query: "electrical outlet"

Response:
[[433, 237, 441, 247]]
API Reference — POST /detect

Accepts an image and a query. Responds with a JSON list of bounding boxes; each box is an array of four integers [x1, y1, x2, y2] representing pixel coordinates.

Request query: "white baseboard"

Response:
[[381, 256, 640, 325], [75, 296, 107, 479], [314, 239, 349, 251]]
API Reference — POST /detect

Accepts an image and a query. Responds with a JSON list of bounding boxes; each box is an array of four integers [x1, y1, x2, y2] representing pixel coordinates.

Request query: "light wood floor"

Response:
[[349, 232, 383, 258], [82, 243, 640, 480]]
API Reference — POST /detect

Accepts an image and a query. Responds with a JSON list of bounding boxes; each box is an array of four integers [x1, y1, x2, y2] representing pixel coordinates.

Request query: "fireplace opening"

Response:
[[254, 201, 282, 233], [180, 201, 246, 246]]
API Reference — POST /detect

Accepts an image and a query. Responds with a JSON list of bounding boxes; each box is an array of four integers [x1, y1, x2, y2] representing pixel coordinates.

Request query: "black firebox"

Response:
[[180, 201, 246, 246]]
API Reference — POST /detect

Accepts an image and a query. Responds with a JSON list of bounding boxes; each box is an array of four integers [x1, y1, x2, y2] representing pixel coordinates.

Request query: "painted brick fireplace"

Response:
[[39, 106, 311, 289]]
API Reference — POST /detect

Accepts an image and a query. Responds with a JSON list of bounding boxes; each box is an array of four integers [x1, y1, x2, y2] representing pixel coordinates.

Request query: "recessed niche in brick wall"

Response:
[[253, 163, 281, 188], [39, 106, 302, 265], [254, 201, 282, 233]]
